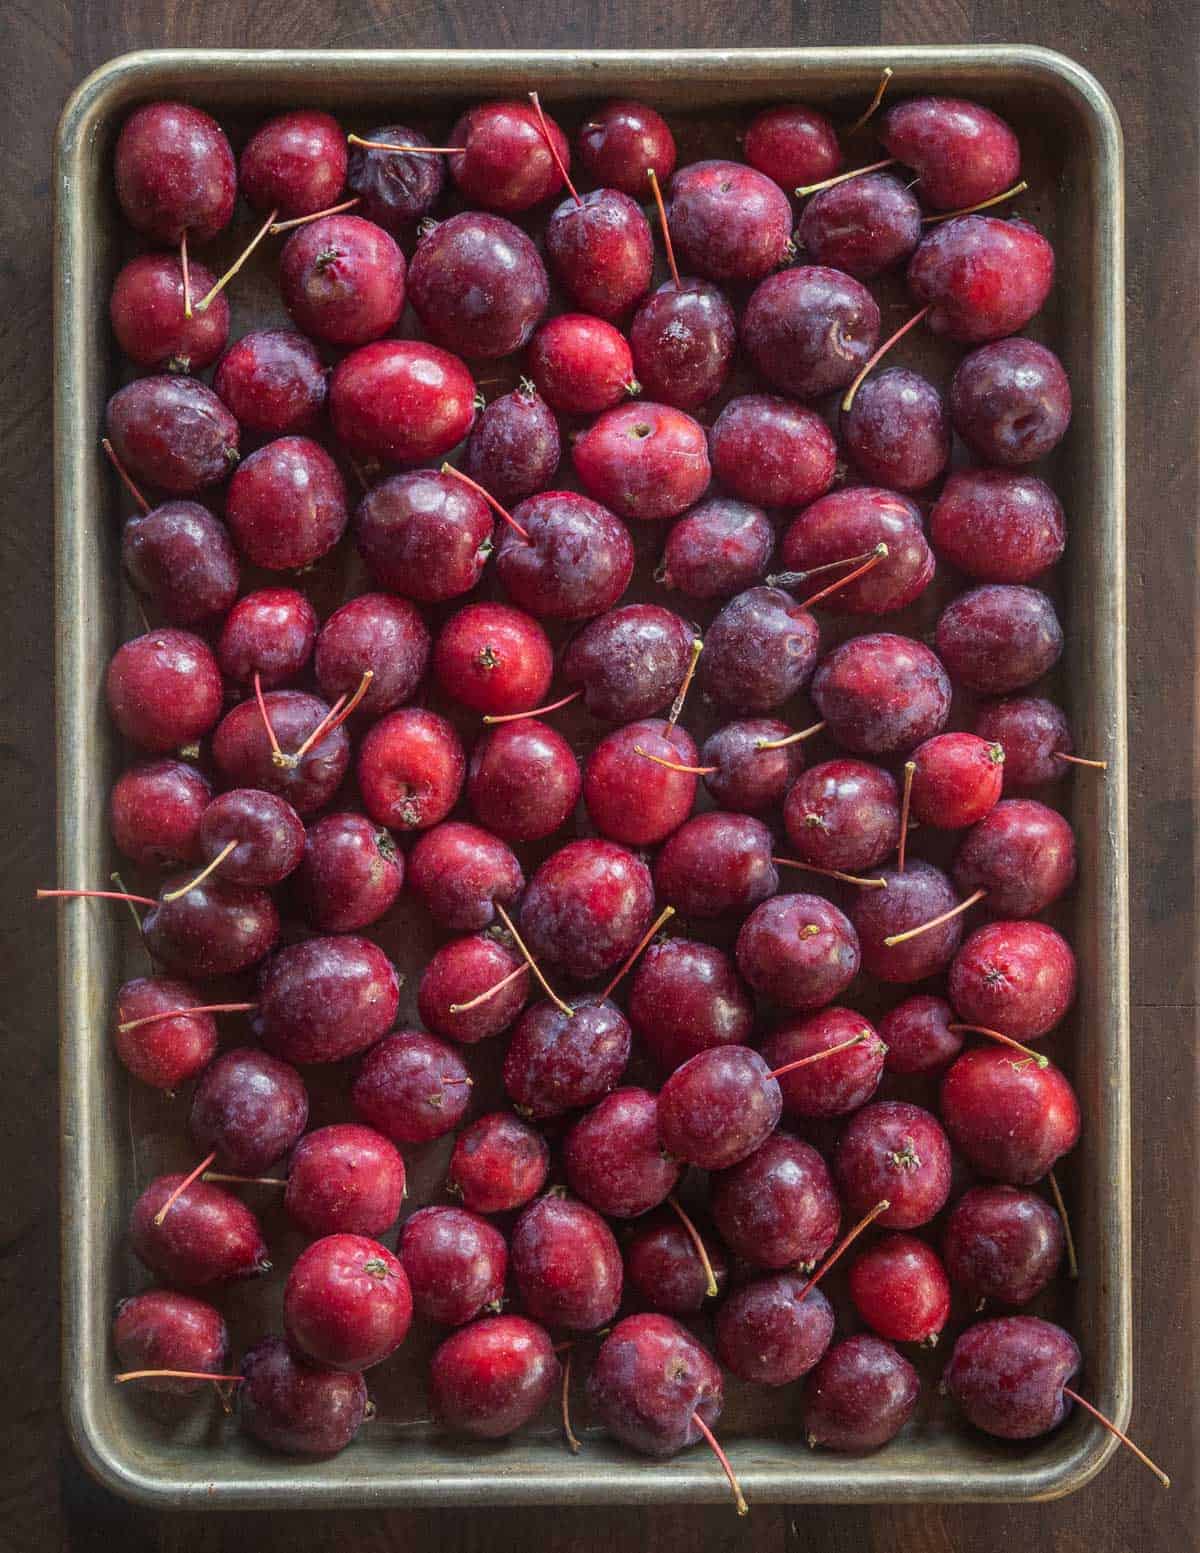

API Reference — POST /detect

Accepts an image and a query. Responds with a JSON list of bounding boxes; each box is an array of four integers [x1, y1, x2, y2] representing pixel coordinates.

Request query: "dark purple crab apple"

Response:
[[708, 394, 838, 510], [697, 587, 820, 714], [354, 469, 494, 604], [225, 435, 348, 572], [408, 211, 548, 359], [744, 102, 840, 189], [196, 788, 305, 887], [629, 277, 737, 410], [777, 488, 935, 616], [949, 919, 1077, 1042], [216, 588, 317, 690], [518, 840, 655, 981], [666, 159, 793, 281], [940, 1046, 1081, 1184], [189, 1047, 308, 1174], [656, 1045, 782, 1172], [974, 696, 1078, 791], [840, 368, 951, 493], [448, 1111, 550, 1215], [878, 994, 964, 1075], [113, 1289, 230, 1396], [130, 1174, 270, 1288], [254, 936, 400, 1065], [736, 893, 861, 1011], [953, 799, 1077, 917], [109, 759, 211, 868], [279, 214, 406, 348], [942, 1185, 1066, 1306], [121, 499, 240, 625], [399, 1206, 507, 1327], [407, 821, 524, 934], [847, 1233, 952, 1345], [467, 719, 582, 843], [545, 186, 654, 320], [578, 99, 677, 196], [802, 1334, 920, 1452], [741, 266, 881, 399], [881, 96, 1021, 211], [106, 629, 223, 753], [760, 1007, 887, 1119], [907, 216, 1054, 344], [237, 1337, 368, 1458], [654, 811, 778, 920], [113, 976, 222, 1091], [811, 633, 952, 756], [294, 812, 404, 934], [498, 490, 635, 620], [430, 1316, 560, 1439], [238, 108, 347, 221], [950, 338, 1072, 466], [346, 125, 446, 235], [106, 376, 239, 496], [503, 996, 632, 1121], [143, 876, 281, 980], [797, 173, 922, 279], [316, 594, 432, 720], [284, 1124, 406, 1239], [834, 1101, 953, 1229], [511, 1193, 623, 1332], [583, 720, 699, 847], [658, 498, 774, 601], [417, 933, 529, 1045], [930, 468, 1066, 583], [572, 403, 711, 524], [212, 690, 350, 816], [711, 1132, 841, 1270], [715, 1275, 835, 1387], [213, 330, 327, 438], [696, 718, 806, 814], [783, 759, 901, 873], [284, 1233, 411, 1372], [849, 860, 967, 984], [624, 1214, 729, 1315], [432, 601, 552, 718], [357, 708, 466, 834], [464, 382, 561, 506], [564, 1087, 682, 1218], [353, 1031, 472, 1145], [109, 253, 229, 373], [628, 936, 754, 1074], [114, 101, 236, 245], [942, 1317, 1082, 1439], [561, 603, 695, 723]]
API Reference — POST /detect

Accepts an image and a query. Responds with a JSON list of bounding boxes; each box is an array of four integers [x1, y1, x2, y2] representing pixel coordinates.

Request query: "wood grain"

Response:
[[0, 3, 1193, 1550]]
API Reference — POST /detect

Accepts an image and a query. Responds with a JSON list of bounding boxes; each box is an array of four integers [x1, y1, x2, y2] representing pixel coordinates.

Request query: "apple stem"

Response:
[[494, 902, 574, 1018], [528, 91, 580, 205], [754, 720, 826, 751], [194, 209, 277, 312], [922, 179, 1029, 224], [347, 134, 466, 154], [268, 196, 360, 234], [691, 1411, 748, 1516], [202, 1172, 286, 1186], [100, 438, 151, 513], [110, 871, 149, 931], [946, 1023, 1049, 1069], [440, 462, 531, 542], [180, 230, 192, 317], [482, 689, 581, 726], [291, 670, 374, 760], [767, 546, 883, 590], [152, 1152, 218, 1225], [598, 905, 675, 1002], [447, 962, 529, 1014], [646, 168, 681, 289], [841, 305, 931, 412], [897, 760, 916, 873], [1061, 1388, 1169, 1488], [796, 157, 896, 198], [666, 1194, 720, 1299], [253, 673, 286, 762], [160, 839, 238, 903], [799, 542, 888, 611], [118, 1001, 256, 1035], [884, 887, 985, 947], [1046, 1168, 1079, 1279], [772, 856, 888, 889], [37, 887, 157, 909], [771, 1029, 872, 1079], [799, 923, 822, 939], [795, 1198, 891, 1300], [633, 746, 718, 776], [1054, 751, 1109, 772], [667, 637, 705, 727], [560, 1346, 582, 1453], [847, 67, 895, 134], [114, 1368, 244, 1385]]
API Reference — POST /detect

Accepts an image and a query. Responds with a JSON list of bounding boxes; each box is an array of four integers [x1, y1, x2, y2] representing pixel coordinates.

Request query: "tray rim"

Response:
[[53, 43, 1128, 1511]]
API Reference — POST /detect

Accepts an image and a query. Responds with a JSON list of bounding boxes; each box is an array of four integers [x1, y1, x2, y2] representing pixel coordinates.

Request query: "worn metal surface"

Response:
[[54, 47, 1127, 1509]]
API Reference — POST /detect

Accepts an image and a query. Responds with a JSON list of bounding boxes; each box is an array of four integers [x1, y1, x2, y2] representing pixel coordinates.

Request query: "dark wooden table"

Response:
[[3, 4, 1195, 1549]]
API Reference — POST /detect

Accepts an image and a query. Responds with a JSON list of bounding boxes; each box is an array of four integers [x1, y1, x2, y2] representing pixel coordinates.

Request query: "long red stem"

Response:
[[347, 135, 465, 153], [795, 1199, 891, 1300], [646, 168, 680, 289], [847, 67, 894, 134], [494, 903, 573, 1017], [440, 463, 531, 541], [771, 1030, 872, 1079], [691, 1412, 748, 1516], [291, 670, 374, 760], [841, 306, 931, 412], [482, 689, 581, 726], [897, 760, 916, 873], [447, 962, 528, 1014], [117, 1001, 255, 1034], [799, 543, 888, 610], [666, 1195, 719, 1299], [884, 888, 986, 947], [633, 747, 718, 776], [253, 673, 285, 762], [946, 1024, 1049, 1068], [599, 906, 675, 1002], [528, 92, 579, 204], [115, 1369, 244, 1385], [153, 1152, 217, 1225], [768, 546, 882, 590], [38, 888, 156, 908], [101, 438, 150, 513], [1061, 1388, 1169, 1487]]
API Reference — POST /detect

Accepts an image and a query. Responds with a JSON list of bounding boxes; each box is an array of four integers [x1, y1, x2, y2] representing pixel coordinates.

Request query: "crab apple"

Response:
[[109, 253, 229, 372], [467, 719, 581, 843], [112, 1289, 230, 1396], [778, 488, 935, 616], [564, 1087, 681, 1218], [948, 920, 1077, 1041], [573, 403, 710, 523], [330, 341, 477, 466], [840, 368, 951, 492], [708, 394, 837, 510], [942, 1185, 1065, 1305], [498, 491, 635, 620], [528, 313, 636, 415], [582, 719, 699, 846], [657, 498, 774, 601], [254, 935, 400, 1065], [448, 99, 570, 212], [850, 861, 967, 985], [783, 759, 901, 873], [113, 976, 221, 1091], [802, 1334, 919, 1451], [432, 602, 552, 717], [878, 995, 963, 1075], [519, 841, 654, 981], [114, 102, 235, 245], [510, 1194, 623, 1331], [417, 933, 528, 1045], [656, 1046, 782, 1171], [577, 100, 677, 197], [448, 1112, 550, 1215], [284, 1124, 406, 1239], [225, 436, 348, 571], [315, 594, 431, 720], [354, 469, 493, 602], [953, 799, 1077, 917], [213, 330, 327, 437], [544, 187, 654, 320], [812, 633, 952, 756], [710, 1132, 841, 1270], [105, 376, 238, 495], [407, 821, 524, 934], [237, 1337, 367, 1457], [109, 759, 211, 867], [907, 216, 1054, 344], [666, 159, 793, 281], [760, 1007, 887, 1119], [399, 1206, 507, 1326], [129, 1174, 269, 1287], [741, 266, 880, 399], [654, 811, 778, 919], [106, 629, 222, 753], [628, 937, 754, 1073], [430, 1316, 560, 1439], [745, 103, 840, 189], [294, 813, 404, 934], [834, 1101, 953, 1229], [847, 1233, 951, 1345], [736, 893, 861, 1011], [464, 383, 561, 506], [698, 587, 820, 714], [357, 708, 465, 833], [910, 732, 1005, 829], [216, 588, 317, 689], [940, 1046, 1080, 1184], [408, 211, 548, 359], [560, 603, 695, 723], [930, 469, 1066, 583], [284, 1233, 411, 1371], [698, 718, 805, 814], [279, 214, 406, 347], [881, 97, 1020, 210], [353, 1031, 472, 1145], [715, 1275, 835, 1386]]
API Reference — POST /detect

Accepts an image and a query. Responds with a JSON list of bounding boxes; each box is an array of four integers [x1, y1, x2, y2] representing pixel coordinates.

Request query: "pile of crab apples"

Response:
[[47, 78, 1170, 1506]]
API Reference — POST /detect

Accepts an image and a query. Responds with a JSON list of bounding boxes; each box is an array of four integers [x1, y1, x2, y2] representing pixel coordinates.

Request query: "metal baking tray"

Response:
[[54, 47, 1127, 1509]]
